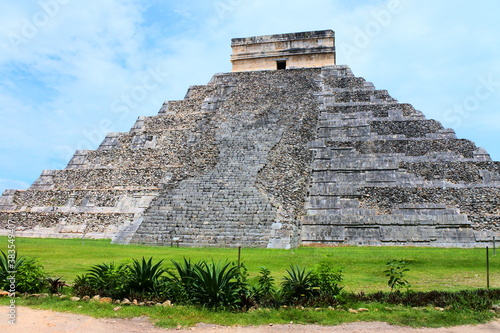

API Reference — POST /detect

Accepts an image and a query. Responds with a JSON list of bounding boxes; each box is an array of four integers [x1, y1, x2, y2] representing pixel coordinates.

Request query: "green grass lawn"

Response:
[[1, 236, 499, 292], [1, 237, 499, 328]]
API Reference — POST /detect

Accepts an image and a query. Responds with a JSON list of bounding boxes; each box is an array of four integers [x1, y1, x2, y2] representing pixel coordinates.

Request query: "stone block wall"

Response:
[[0, 81, 216, 240], [1, 63, 499, 248], [301, 66, 499, 247], [231, 30, 335, 72]]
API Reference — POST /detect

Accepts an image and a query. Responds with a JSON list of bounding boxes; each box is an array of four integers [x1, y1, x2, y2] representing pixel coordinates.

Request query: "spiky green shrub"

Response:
[[0, 251, 26, 276], [0, 250, 26, 289], [167, 258, 198, 302], [46, 277, 67, 295], [127, 257, 165, 296], [73, 274, 97, 297], [281, 265, 319, 304], [190, 260, 242, 310], [85, 262, 130, 298]]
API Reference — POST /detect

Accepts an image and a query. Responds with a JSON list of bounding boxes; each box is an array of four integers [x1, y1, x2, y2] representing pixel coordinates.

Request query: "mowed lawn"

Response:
[[2, 237, 499, 292]]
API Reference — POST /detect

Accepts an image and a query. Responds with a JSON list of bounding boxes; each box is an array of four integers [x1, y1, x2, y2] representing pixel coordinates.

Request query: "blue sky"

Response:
[[1, 0, 500, 194]]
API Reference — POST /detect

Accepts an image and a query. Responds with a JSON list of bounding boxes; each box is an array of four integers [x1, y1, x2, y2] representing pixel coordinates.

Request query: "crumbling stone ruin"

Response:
[[1, 30, 498, 248]]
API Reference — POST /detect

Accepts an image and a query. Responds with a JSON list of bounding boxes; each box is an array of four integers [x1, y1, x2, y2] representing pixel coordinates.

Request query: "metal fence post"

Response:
[[486, 246, 490, 290]]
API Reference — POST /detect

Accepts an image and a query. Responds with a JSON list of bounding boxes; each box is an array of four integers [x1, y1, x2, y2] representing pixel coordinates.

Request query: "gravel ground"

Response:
[[1, 306, 500, 333]]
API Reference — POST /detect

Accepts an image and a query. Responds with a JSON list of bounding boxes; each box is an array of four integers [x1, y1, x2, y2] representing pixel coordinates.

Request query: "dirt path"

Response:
[[1, 306, 499, 333]]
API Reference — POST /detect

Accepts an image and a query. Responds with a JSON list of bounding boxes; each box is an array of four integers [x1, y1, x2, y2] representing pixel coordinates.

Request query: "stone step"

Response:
[[29, 168, 172, 190], [183, 84, 217, 101], [399, 161, 500, 184], [138, 112, 212, 132], [303, 213, 470, 225], [0, 211, 135, 233], [369, 120, 445, 138], [301, 224, 477, 246], [67, 146, 217, 169], [6, 189, 158, 210], [326, 139, 479, 159], [321, 103, 422, 118], [312, 159, 399, 171], [323, 76, 369, 89], [331, 89, 397, 103]]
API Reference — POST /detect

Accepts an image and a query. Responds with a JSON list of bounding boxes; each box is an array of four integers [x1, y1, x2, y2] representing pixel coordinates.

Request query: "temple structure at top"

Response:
[[231, 30, 336, 72]]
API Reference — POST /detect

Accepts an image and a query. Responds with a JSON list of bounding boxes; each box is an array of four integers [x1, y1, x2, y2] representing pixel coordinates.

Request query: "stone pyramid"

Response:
[[0, 30, 498, 248]]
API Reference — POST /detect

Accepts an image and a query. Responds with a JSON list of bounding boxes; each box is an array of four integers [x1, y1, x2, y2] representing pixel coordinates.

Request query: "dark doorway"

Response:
[[277, 60, 287, 70]]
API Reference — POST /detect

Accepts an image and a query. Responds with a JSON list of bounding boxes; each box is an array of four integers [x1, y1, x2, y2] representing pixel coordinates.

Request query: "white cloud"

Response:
[[1, 0, 500, 196]]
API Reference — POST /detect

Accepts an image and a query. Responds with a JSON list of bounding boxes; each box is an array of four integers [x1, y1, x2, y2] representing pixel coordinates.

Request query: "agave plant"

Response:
[[170, 258, 197, 286], [127, 257, 165, 295], [73, 274, 97, 297], [281, 265, 319, 302], [0, 250, 26, 283], [190, 260, 242, 310], [86, 262, 130, 298], [167, 258, 199, 302]]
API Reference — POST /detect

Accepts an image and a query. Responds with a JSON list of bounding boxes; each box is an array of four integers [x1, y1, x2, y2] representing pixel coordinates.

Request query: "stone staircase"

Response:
[[0, 65, 498, 247], [128, 69, 323, 248], [301, 66, 498, 247]]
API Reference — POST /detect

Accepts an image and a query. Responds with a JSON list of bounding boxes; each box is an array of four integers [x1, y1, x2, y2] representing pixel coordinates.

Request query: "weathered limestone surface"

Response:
[[129, 70, 321, 248], [1, 63, 499, 247], [0, 82, 216, 241], [301, 66, 498, 247], [231, 30, 335, 72]]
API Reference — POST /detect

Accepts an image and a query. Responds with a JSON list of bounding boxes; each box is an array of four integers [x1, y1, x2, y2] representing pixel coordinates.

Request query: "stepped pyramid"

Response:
[[1, 30, 498, 248]]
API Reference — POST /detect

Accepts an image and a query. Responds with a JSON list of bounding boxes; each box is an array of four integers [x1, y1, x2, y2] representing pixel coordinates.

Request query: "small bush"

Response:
[[73, 274, 97, 297], [1, 251, 48, 294], [127, 257, 165, 295], [253, 267, 276, 303], [384, 259, 411, 292], [281, 265, 319, 304], [190, 260, 242, 310], [46, 277, 67, 295], [14, 258, 48, 294], [314, 260, 343, 296], [234, 262, 255, 310], [85, 262, 130, 298]]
